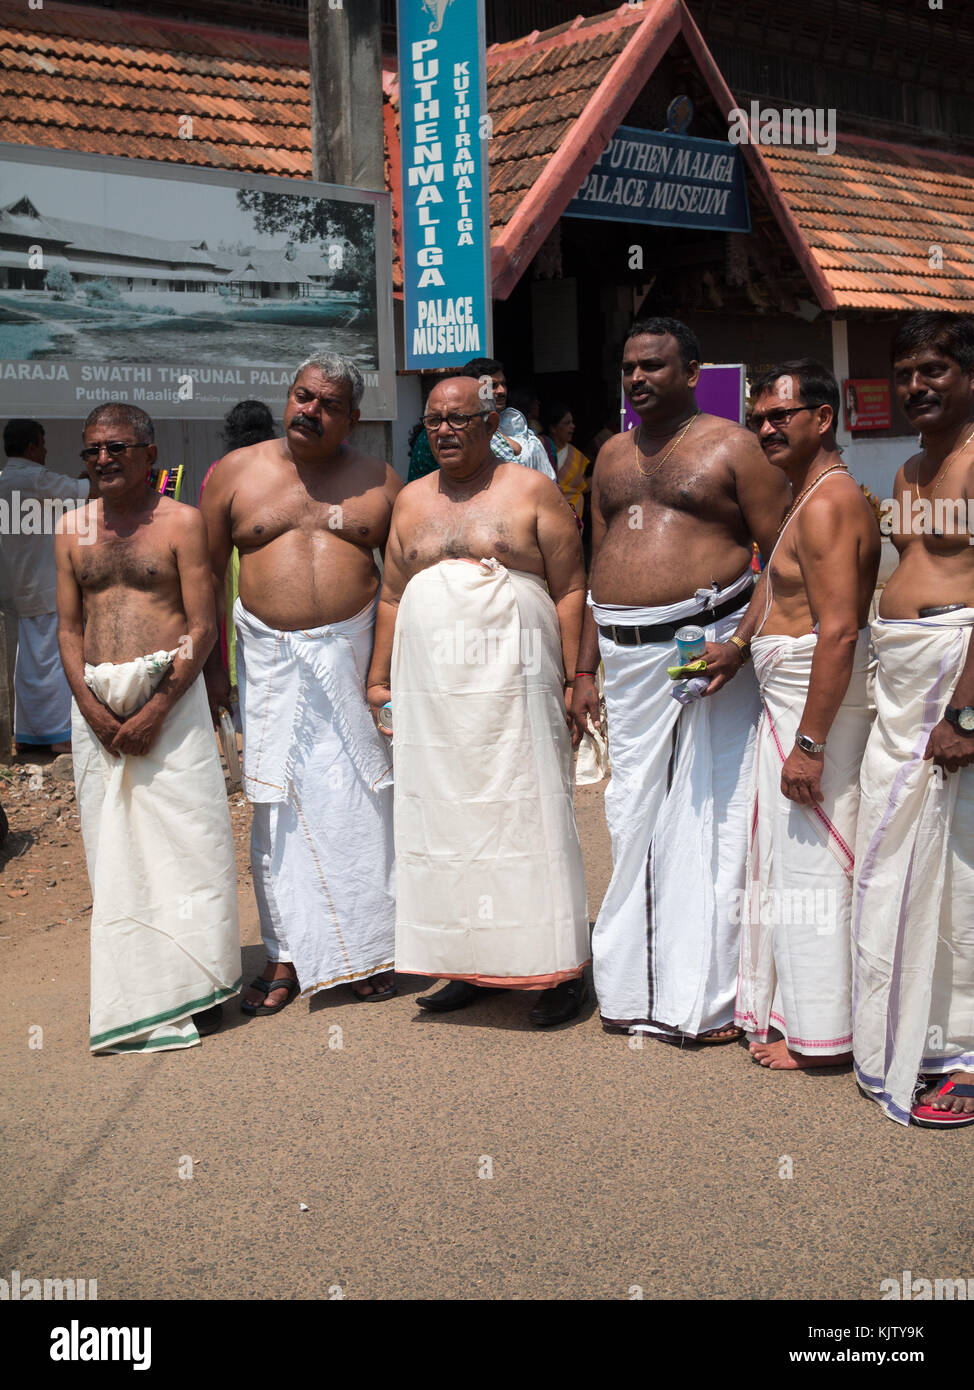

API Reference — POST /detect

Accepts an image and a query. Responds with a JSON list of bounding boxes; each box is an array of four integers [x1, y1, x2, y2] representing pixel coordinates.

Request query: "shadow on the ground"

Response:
[[0, 826, 35, 871]]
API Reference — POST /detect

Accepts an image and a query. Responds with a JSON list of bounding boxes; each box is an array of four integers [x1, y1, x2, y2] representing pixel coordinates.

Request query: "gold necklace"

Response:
[[776, 463, 847, 538], [633, 413, 698, 478], [913, 422, 974, 503]]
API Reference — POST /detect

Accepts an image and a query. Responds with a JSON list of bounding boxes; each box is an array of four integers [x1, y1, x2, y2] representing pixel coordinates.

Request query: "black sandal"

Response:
[[240, 974, 299, 1016]]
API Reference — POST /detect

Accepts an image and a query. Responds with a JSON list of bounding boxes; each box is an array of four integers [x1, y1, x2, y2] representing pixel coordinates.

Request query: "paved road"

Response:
[[1, 783, 971, 1301]]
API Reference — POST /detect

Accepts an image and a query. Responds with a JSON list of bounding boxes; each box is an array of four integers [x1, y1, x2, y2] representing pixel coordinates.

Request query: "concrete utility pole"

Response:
[[309, 0, 393, 463], [310, 0, 384, 190]]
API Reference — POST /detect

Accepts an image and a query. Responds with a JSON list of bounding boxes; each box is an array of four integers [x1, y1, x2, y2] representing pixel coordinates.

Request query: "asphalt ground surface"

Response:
[[1, 777, 971, 1306]]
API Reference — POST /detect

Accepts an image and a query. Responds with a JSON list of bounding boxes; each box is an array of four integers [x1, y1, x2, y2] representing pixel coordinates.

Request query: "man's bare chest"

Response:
[[233, 485, 389, 551], [77, 535, 177, 593], [402, 498, 525, 568], [599, 455, 731, 524]]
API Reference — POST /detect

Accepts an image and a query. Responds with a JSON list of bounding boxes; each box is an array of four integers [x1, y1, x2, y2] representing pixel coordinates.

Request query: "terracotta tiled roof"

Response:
[[761, 141, 974, 313], [0, 2, 312, 177], [487, 16, 638, 231], [3, 1, 973, 313]]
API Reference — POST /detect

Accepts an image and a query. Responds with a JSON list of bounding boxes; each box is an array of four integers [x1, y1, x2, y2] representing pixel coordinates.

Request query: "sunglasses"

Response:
[[747, 405, 822, 432], [80, 440, 150, 462]]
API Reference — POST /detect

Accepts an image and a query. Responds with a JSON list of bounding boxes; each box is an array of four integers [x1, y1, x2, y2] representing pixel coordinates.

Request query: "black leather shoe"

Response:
[[528, 978, 587, 1027], [416, 980, 500, 1012], [192, 1003, 224, 1037]]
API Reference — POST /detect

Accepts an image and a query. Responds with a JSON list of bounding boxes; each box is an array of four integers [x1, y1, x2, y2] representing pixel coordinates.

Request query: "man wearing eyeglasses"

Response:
[[201, 353, 400, 1017], [712, 360, 880, 1074], [572, 316, 790, 1046], [852, 311, 974, 1129], [0, 417, 90, 754], [55, 402, 240, 1053], [366, 373, 590, 1026]]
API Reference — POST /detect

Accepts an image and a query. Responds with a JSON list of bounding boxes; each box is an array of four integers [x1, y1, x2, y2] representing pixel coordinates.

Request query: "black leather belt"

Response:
[[598, 590, 748, 646]]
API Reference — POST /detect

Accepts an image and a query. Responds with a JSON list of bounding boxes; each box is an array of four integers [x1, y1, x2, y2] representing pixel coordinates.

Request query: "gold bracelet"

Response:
[[728, 634, 751, 663]]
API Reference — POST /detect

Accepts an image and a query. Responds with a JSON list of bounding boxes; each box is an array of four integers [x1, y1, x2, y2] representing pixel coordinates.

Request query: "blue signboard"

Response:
[[563, 124, 751, 234], [397, 0, 492, 370]]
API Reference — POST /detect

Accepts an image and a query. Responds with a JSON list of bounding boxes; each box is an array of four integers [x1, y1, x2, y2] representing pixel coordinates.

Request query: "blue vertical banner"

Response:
[[397, 0, 492, 370]]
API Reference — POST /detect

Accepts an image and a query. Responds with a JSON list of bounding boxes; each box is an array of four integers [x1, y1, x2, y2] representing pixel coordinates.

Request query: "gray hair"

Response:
[[292, 352, 365, 410], [84, 401, 154, 443]]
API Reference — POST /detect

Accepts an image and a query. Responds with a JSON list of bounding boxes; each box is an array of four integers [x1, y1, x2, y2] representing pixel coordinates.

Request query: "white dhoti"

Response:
[[73, 654, 241, 1053], [736, 629, 873, 1055], [235, 598, 395, 996], [853, 612, 974, 1124], [392, 559, 589, 986], [15, 611, 72, 745], [591, 572, 760, 1035]]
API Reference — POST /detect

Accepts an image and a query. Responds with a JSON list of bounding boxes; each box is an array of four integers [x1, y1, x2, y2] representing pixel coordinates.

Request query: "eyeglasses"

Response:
[[747, 405, 820, 432], [80, 440, 149, 462], [422, 411, 489, 432]]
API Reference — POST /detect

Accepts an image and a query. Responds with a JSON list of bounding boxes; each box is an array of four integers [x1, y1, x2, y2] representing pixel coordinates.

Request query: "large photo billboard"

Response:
[[0, 144, 395, 419]]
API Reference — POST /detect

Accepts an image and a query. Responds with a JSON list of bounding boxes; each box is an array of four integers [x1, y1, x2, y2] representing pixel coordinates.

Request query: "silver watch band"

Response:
[[796, 732, 826, 755]]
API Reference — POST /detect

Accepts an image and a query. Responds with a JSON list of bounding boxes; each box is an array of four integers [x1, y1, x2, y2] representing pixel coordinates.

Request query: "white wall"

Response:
[[842, 435, 915, 501]]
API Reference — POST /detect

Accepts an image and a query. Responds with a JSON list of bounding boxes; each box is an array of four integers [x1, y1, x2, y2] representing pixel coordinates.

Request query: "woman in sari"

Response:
[[544, 402, 590, 521]]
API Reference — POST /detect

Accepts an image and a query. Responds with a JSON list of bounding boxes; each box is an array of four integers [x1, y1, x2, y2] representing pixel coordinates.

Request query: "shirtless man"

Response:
[[56, 402, 239, 1052], [366, 374, 590, 1026], [201, 353, 401, 1014], [716, 360, 880, 1070], [572, 316, 790, 1043], [853, 312, 974, 1127]]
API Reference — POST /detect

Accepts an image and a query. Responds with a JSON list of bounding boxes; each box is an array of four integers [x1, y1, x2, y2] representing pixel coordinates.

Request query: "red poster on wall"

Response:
[[843, 379, 891, 432]]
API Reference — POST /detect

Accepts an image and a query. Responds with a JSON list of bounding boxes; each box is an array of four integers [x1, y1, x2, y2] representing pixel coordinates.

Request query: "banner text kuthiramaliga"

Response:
[[397, 0, 492, 370], [564, 125, 751, 234]]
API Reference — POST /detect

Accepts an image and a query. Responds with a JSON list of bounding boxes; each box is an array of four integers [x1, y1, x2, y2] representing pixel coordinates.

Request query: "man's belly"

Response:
[[238, 532, 379, 630], [593, 526, 752, 606], [82, 596, 190, 667], [879, 547, 974, 619]]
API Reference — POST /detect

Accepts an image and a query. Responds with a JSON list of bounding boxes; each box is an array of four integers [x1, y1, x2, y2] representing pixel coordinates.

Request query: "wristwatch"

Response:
[[944, 705, 974, 735], [728, 634, 751, 663], [795, 732, 826, 755]]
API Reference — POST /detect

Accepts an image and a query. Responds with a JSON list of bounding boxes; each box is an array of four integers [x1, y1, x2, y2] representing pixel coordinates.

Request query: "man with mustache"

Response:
[[366, 373, 590, 1025], [201, 354, 400, 1015], [56, 402, 240, 1052], [853, 311, 974, 1128], [726, 360, 879, 1071], [572, 317, 789, 1044]]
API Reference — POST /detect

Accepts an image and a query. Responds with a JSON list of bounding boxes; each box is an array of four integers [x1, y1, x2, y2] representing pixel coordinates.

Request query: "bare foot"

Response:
[[749, 1039, 852, 1069], [351, 970, 396, 1001], [917, 1070, 974, 1115], [243, 961, 297, 1009], [51, 741, 72, 755]]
